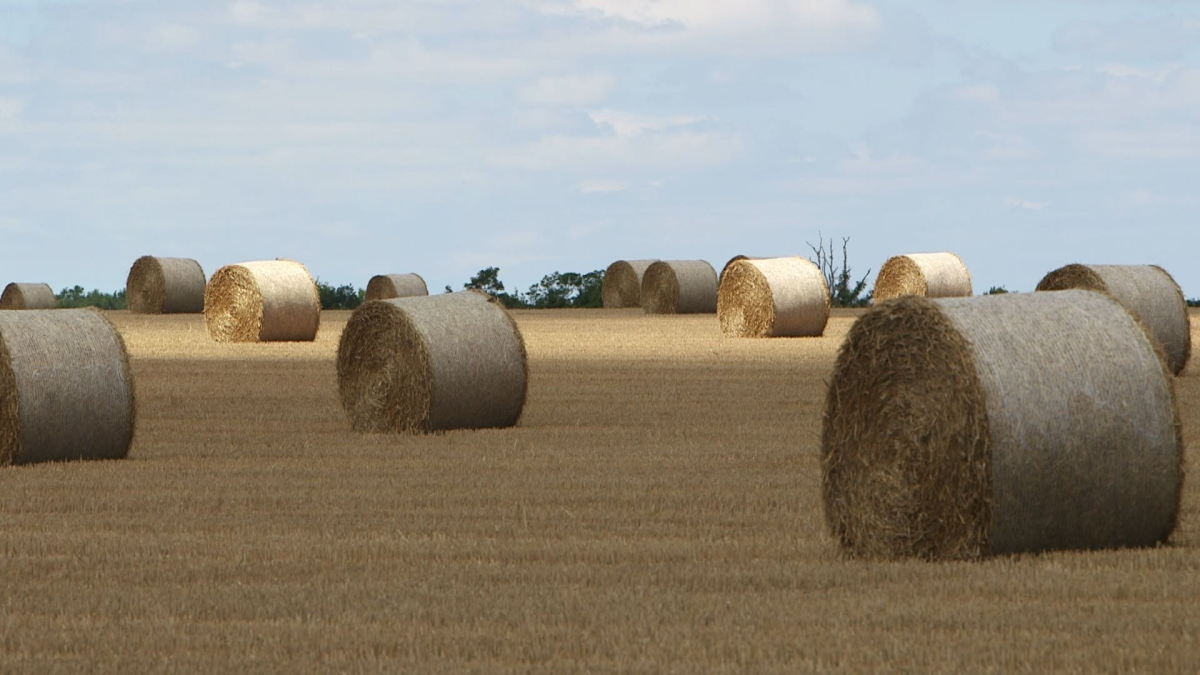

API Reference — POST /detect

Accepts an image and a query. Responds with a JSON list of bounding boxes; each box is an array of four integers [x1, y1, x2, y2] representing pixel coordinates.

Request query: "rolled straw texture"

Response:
[[337, 291, 528, 433], [365, 274, 429, 302], [718, 257, 830, 338], [822, 290, 1182, 560], [0, 283, 56, 310], [641, 260, 719, 314], [204, 260, 320, 343], [602, 259, 658, 308], [1037, 264, 1191, 375], [873, 252, 972, 302], [0, 309, 135, 465], [719, 255, 767, 281], [126, 256, 206, 314]]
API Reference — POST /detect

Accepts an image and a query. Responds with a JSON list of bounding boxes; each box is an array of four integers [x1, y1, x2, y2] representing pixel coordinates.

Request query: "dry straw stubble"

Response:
[[126, 256, 206, 314], [822, 290, 1181, 561], [641, 260, 719, 314], [873, 252, 972, 303], [365, 274, 429, 302], [718, 257, 830, 338], [205, 260, 320, 343], [603, 259, 659, 308], [0, 283, 56, 310], [0, 309, 135, 465], [337, 291, 528, 433], [1037, 264, 1191, 375]]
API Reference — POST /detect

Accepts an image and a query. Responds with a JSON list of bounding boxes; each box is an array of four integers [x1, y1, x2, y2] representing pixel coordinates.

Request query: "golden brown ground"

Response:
[[0, 308, 1195, 672]]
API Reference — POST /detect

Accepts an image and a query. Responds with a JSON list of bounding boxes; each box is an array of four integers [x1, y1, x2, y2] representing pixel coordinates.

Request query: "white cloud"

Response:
[[1055, 15, 1200, 60], [578, 179, 628, 193], [0, 98, 23, 133], [536, 0, 882, 53], [493, 130, 740, 171], [1004, 196, 1049, 211], [588, 109, 704, 137], [519, 72, 616, 107]]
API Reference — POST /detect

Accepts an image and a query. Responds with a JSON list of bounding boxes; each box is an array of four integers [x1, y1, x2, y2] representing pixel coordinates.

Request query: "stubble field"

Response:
[[0, 308, 1196, 672]]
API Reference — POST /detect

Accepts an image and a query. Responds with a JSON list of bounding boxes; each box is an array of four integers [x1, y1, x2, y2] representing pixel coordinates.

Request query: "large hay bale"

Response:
[[365, 273, 429, 302], [718, 257, 830, 338], [204, 260, 320, 342], [1037, 264, 1191, 375], [125, 256, 206, 314], [602, 259, 659, 308], [337, 291, 527, 433], [641, 260, 718, 314], [0, 309, 135, 465], [872, 252, 972, 302], [0, 283, 56, 310], [822, 290, 1181, 560]]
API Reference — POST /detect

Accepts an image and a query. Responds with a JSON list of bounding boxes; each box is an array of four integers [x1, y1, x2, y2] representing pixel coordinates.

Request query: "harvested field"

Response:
[[0, 308, 1195, 671]]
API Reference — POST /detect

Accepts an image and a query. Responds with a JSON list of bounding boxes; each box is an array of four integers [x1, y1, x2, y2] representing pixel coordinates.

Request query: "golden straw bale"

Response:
[[822, 290, 1181, 561], [336, 291, 527, 433], [0, 283, 56, 310], [641, 260, 718, 314], [125, 256, 206, 314], [718, 257, 830, 338], [719, 255, 769, 281], [365, 274, 429, 302], [602, 259, 659, 308], [204, 260, 320, 343], [1037, 264, 1191, 375], [0, 309, 135, 465], [872, 252, 972, 302]]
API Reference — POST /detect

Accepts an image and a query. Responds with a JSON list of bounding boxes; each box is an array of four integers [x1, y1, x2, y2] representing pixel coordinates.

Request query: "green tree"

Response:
[[524, 270, 604, 308], [451, 267, 527, 308], [315, 281, 365, 310], [985, 286, 1010, 295], [806, 234, 872, 307], [1188, 298, 1199, 307], [57, 286, 128, 309]]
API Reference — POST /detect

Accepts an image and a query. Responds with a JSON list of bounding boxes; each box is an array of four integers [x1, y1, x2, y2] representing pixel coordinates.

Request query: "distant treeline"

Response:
[[53, 276, 1200, 311], [50, 273, 605, 311]]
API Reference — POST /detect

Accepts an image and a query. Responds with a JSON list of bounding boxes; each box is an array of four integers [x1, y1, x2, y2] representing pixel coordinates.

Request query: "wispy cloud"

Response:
[[1004, 196, 1049, 211], [578, 179, 629, 194]]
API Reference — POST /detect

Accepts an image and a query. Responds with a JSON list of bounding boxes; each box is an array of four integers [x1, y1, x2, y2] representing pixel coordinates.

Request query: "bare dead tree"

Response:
[[806, 232, 873, 308]]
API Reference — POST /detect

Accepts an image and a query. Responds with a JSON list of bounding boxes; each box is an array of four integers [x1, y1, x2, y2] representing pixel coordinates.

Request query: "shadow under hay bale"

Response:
[[719, 257, 830, 338], [204, 260, 320, 343], [0, 309, 135, 465], [641, 260, 718, 314], [822, 290, 1181, 561], [336, 291, 528, 433], [872, 252, 972, 303], [602, 259, 659, 308], [365, 274, 429, 302], [0, 283, 56, 310], [1037, 264, 1191, 376], [126, 256, 206, 314]]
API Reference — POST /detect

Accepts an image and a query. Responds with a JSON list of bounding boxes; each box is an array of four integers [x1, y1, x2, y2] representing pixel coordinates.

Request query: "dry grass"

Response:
[[0, 308, 1194, 671]]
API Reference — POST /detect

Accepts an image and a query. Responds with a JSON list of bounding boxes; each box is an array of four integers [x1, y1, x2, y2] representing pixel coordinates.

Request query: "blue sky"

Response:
[[1, 0, 1198, 297]]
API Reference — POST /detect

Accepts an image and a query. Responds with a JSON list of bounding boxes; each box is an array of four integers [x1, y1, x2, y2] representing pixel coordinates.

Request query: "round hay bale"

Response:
[[0, 309, 135, 465], [602, 259, 659, 308], [718, 257, 830, 338], [822, 290, 1181, 560], [125, 256, 206, 314], [641, 260, 718, 314], [0, 283, 56, 310], [872, 252, 972, 303], [365, 273, 429, 302], [719, 255, 771, 281], [336, 291, 528, 433], [204, 260, 320, 343], [1037, 264, 1191, 376]]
